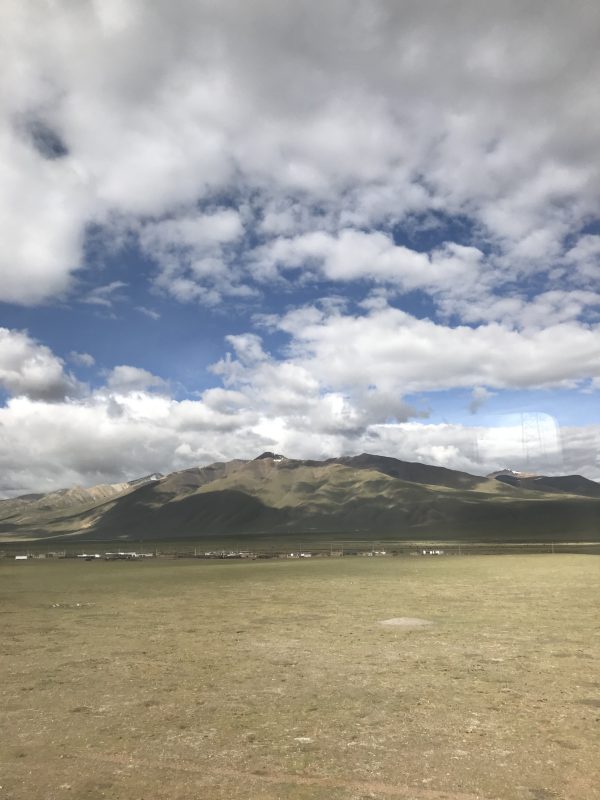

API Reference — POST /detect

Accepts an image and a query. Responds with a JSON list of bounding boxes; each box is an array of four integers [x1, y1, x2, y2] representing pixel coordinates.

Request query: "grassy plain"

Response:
[[1, 555, 598, 800]]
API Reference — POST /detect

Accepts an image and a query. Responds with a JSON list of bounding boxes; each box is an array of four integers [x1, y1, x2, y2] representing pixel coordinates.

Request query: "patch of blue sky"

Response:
[[1, 265, 240, 398], [391, 209, 485, 254], [579, 218, 600, 237], [505, 267, 598, 303], [410, 386, 600, 428]]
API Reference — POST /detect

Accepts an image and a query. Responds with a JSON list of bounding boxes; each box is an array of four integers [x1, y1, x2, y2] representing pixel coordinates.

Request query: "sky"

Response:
[[1, 0, 600, 495]]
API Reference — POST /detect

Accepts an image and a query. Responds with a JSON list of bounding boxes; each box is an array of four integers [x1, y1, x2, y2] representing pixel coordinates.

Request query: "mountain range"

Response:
[[1, 453, 599, 543]]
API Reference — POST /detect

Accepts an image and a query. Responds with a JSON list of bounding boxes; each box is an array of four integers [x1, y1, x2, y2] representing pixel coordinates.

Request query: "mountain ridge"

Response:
[[1, 453, 599, 542]]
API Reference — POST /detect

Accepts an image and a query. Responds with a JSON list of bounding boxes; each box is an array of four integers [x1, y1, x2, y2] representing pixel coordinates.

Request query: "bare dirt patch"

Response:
[[379, 616, 433, 627]]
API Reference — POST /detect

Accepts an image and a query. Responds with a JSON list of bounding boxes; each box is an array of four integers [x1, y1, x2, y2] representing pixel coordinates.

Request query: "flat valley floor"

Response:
[[1, 555, 598, 800]]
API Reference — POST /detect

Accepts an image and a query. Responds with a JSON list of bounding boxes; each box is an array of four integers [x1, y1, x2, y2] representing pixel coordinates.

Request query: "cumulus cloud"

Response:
[[212, 331, 420, 434], [469, 387, 495, 415], [139, 208, 247, 303], [437, 289, 600, 328], [274, 303, 600, 393], [69, 351, 96, 368], [251, 230, 483, 293], [0, 130, 90, 305], [0, 328, 82, 401], [564, 235, 600, 285], [106, 365, 166, 393], [360, 417, 573, 478]]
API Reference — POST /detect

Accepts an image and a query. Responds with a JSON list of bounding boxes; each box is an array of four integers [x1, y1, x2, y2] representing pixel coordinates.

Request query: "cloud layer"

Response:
[[1, 0, 599, 312]]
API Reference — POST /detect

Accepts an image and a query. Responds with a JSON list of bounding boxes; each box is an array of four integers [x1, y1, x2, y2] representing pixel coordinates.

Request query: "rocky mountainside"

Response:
[[1, 454, 599, 542]]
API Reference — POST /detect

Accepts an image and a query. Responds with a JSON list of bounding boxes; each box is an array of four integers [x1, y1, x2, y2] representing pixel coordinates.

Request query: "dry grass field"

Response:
[[1, 555, 598, 800]]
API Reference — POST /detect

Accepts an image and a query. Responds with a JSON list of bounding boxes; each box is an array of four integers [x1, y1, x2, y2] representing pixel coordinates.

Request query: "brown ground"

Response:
[[0, 555, 598, 800]]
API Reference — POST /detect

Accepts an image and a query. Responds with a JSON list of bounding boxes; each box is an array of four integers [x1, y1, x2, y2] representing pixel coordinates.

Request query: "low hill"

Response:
[[492, 471, 600, 498]]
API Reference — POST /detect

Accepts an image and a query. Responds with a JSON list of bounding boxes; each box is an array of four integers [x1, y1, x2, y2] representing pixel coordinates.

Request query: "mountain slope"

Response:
[[493, 472, 600, 498], [0, 474, 163, 537], [324, 453, 492, 491]]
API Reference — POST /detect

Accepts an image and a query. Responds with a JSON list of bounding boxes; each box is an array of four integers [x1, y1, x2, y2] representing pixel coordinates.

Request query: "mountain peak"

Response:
[[128, 473, 164, 487], [488, 468, 540, 479], [254, 452, 287, 462]]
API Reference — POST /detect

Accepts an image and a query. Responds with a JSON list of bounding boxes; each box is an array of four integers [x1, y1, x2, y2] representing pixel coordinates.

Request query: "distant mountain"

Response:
[[488, 468, 540, 480], [1, 453, 600, 542], [126, 473, 164, 487], [0, 475, 163, 538], [0, 481, 131, 515], [489, 469, 600, 499]]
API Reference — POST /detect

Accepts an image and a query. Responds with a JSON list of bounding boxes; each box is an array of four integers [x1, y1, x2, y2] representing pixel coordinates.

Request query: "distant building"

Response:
[[104, 551, 153, 560]]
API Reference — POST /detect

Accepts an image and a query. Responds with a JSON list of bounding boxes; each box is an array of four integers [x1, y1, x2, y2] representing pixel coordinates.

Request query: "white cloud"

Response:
[[211, 331, 421, 435], [274, 303, 600, 393], [82, 281, 128, 308], [0, 1, 599, 307], [469, 386, 495, 415], [0, 328, 82, 401], [139, 208, 246, 303], [69, 351, 95, 368], [106, 365, 166, 393], [251, 230, 483, 293], [0, 130, 90, 305], [135, 306, 161, 320], [564, 235, 600, 285], [359, 417, 572, 478], [439, 289, 600, 328]]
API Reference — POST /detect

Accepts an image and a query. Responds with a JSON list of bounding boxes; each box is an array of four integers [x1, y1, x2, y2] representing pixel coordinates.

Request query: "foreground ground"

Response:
[[1, 555, 598, 800]]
